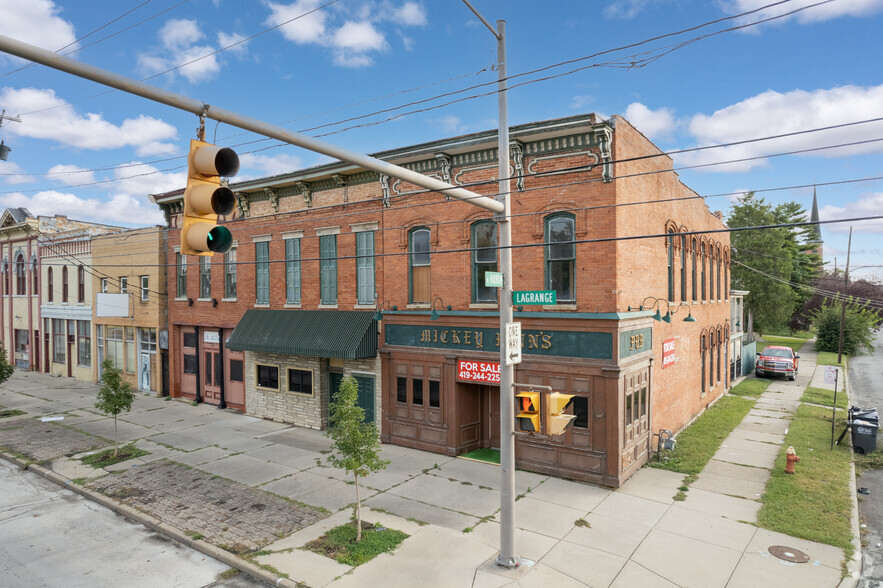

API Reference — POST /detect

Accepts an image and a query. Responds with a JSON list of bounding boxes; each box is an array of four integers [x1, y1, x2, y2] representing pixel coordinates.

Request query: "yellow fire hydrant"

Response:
[[785, 445, 800, 474]]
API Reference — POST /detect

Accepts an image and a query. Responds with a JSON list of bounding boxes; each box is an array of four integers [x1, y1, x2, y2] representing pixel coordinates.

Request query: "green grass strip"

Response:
[[758, 335, 808, 352], [816, 351, 848, 368], [649, 395, 755, 475], [757, 404, 853, 556], [728, 378, 771, 398], [802, 386, 849, 409]]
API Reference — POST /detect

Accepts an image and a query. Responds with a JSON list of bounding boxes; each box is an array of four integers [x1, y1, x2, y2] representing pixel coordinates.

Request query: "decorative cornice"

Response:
[[332, 174, 348, 203], [235, 192, 249, 218], [264, 188, 278, 212], [511, 140, 525, 192], [379, 174, 391, 208], [293, 181, 312, 208]]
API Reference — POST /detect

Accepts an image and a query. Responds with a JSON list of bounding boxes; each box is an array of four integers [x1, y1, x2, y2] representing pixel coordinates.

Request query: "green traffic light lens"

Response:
[[207, 226, 233, 253]]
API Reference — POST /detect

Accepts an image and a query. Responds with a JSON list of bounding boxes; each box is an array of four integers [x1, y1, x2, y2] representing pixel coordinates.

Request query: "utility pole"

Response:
[[461, 1, 519, 569], [836, 227, 852, 365]]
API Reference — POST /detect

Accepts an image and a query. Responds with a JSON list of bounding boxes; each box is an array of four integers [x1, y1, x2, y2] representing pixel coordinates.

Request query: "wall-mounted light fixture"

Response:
[[430, 297, 452, 321], [373, 300, 397, 321], [628, 297, 696, 323]]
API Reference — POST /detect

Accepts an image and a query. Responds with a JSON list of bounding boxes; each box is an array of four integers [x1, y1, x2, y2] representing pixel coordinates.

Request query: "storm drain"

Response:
[[769, 545, 810, 563]]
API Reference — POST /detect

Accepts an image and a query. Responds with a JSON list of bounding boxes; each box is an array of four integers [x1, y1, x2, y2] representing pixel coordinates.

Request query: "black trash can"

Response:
[[849, 406, 879, 425], [852, 419, 879, 454]]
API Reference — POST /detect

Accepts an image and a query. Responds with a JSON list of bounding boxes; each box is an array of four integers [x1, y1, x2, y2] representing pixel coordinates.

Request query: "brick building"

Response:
[[91, 226, 168, 393], [151, 113, 731, 487]]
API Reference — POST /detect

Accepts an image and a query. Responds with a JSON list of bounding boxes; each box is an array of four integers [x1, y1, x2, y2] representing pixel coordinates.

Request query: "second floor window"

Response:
[[545, 214, 575, 303], [176, 253, 187, 298], [120, 276, 127, 294], [680, 235, 687, 303], [14, 253, 25, 295], [255, 241, 269, 304], [199, 257, 211, 299], [319, 235, 337, 305], [101, 278, 108, 293], [666, 231, 675, 302], [472, 221, 497, 303], [225, 248, 237, 299], [285, 238, 301, 304], [691, 238, 697, 302], [78, 266, 85, 303], [356, 231, 374, 306], [141, 276, 149, 301], [62, 266, 69, 302], [47, 267, 53, 302], [409, 228, 431, 304]]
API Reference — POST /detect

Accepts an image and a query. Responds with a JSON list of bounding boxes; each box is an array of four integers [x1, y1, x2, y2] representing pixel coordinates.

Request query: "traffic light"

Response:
[[515, 391, 540, 432], [181, 139, 239, 256], [546, 392, 575, 436]]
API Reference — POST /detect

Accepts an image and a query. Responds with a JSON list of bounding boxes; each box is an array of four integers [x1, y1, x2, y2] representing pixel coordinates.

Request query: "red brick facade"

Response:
[[153, 113, 731, 486]]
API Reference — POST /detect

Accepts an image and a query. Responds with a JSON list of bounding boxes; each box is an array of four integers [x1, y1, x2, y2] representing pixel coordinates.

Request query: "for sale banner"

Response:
[[662, 338, 677, 369], [457, 360, 501, 384]]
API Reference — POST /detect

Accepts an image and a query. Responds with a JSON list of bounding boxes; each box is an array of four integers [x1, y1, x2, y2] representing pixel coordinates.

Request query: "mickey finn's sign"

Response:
[[458, 360, 501, 383], [513, 290, 557, 305]]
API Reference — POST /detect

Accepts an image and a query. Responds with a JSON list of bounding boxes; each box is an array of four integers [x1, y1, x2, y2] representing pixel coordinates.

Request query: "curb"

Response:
[[0, 451, 299, 588], [839, 363, 863, 588]]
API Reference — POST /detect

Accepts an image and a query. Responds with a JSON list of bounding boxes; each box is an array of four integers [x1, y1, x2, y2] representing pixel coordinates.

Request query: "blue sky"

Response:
[[0, 0, 881, 280]]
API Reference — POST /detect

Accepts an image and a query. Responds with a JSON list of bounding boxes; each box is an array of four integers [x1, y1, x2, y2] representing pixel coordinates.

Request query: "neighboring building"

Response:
[[730, 290, 750, 378], [91, 226, 168, 394], [40, 217, 125, 381], [151, 113, 731, 487], [0, 208, 41, 370]]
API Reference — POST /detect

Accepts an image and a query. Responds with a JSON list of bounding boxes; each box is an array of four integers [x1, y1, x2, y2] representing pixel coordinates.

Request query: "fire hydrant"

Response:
[[785, 446, 800, 474]]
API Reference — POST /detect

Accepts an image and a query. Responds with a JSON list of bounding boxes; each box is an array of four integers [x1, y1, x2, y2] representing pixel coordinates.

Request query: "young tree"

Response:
[[811, 297, 881, 355], [0, 345, 15, 385], [95, 359, 136, 457], [326, 376, 389, 541]]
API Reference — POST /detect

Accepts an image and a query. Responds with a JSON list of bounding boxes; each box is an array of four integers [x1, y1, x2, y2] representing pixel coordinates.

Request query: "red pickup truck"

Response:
[[755, 346, 800, 380]]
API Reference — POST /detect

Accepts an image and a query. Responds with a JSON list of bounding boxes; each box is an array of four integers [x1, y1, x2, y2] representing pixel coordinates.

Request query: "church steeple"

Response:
[[807, 186, 823, 260]]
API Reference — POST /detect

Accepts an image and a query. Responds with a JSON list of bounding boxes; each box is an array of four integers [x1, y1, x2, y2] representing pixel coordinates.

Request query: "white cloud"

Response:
[[265, 0, 327, 44], [570, 95, 595, 110], [332, 21, 387, 67], [431, 115, 464, 135], [820, 192, 883, 234], [0, 0, 77, 59], [676, 85, 883, 173], [217, 31, 249, 55], [0, 88, 178, 157], [623, 102, 678, 141], [46, 164, 96, 186], [722, 0, 883, 26], [0, 190, 165, 226], [391, 2, 427, 26], [239, 153, 303, 177], [108, 162, 185, 198], [603, 0, 669, 19], [0, 159, 30, 185], [137, 19, 223, 83]]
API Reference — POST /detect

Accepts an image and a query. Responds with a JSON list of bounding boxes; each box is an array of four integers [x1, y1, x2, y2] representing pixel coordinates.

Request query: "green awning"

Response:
[[226, 309, 378, 359]]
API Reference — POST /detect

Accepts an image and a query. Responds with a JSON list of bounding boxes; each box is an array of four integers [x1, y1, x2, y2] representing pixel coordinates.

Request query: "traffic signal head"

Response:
[[181, 139, 239, 256], [515, 391, 540, 433], [546, 392, 576, 436]]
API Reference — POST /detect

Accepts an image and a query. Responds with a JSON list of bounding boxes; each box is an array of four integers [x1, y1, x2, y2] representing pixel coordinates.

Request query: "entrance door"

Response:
[[484, 385, 500, 449], [328, 371, 375, 424], [202, 348, 222, 404]]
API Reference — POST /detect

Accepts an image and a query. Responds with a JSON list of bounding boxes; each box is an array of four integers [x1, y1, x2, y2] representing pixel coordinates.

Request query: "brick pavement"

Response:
[[86, 460, 329, 553], [0, 418, 108, 462]]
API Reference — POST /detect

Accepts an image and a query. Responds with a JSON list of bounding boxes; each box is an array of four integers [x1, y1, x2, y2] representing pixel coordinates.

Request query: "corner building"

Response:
[[152, 114, 731, 487]]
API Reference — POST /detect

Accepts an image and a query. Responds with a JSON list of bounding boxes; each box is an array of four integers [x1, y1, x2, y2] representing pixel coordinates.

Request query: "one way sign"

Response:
[[504, 322, 522, 366]]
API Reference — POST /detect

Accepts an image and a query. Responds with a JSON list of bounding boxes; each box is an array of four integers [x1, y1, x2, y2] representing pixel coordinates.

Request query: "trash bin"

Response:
[[849, 406, 879, 425], [852, 419, 878, 454]]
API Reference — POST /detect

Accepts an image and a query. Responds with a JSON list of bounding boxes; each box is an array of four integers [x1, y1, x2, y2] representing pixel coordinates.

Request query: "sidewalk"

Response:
[[0, 353, 859, 588]]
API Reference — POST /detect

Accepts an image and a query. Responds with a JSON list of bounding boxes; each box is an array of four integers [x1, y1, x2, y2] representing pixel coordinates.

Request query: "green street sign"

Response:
[[513, 290, 556, 305], [484, 271, 504, 288]]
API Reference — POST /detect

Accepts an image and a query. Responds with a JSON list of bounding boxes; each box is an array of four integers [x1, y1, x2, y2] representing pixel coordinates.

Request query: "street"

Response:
[[849, 328, 883, 586], [0, 459, 266, 588]]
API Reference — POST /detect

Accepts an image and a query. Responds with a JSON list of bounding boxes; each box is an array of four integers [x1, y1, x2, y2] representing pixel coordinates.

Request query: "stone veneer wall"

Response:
[[245, 351, 382, 431]]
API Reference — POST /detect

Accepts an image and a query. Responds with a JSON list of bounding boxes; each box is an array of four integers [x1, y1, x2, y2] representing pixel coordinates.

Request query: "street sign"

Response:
[[512, 290, 556, 305], [824, 365, 838, 385], [504, 321, 522, 366], [485, 271, 504, 288]]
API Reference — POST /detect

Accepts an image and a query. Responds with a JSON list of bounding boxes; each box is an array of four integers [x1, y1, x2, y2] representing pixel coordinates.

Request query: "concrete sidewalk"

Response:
[[0, 349, 859, 588]]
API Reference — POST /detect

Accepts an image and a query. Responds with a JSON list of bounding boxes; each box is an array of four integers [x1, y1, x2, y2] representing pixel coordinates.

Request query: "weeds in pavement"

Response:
[[80, 444, 149, 469], [303, 521, 408, 567]]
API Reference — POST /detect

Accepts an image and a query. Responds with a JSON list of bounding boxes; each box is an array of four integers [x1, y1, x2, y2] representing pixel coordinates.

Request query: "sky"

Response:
[[0, 0, 881, 281]]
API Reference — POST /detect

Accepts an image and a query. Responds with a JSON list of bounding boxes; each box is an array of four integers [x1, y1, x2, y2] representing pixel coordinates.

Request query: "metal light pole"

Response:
[[461, 1, 518, 568]]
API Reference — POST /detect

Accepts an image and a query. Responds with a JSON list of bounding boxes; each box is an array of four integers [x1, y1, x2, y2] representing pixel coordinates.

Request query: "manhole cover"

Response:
[[769, 545, 810, 563]]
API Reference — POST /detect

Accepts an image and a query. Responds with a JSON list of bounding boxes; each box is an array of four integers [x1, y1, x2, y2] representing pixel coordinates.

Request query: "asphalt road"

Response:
[[850, 329, 883, 586], [0, 460, 267, 588]]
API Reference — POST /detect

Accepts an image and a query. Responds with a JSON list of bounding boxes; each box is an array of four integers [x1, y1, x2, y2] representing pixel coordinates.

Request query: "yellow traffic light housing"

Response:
[[546, 392, 575, 436], [515, 391, 540, 433], [181, 139, 239, 256]]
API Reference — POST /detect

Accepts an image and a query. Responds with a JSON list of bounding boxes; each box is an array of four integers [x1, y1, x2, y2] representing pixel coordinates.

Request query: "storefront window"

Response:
[[53, 319, 65, 364], [125, 327, 135, 373], [288, 368, 313, 395], [77, 320, 90, 367], [572, 396, 589, 429], [429, 380, 440, 408], [412, 378, 423, 405], [183, 354, 198, 374], [105, 326, 124, 370], [257, 364, 279, 389], [229, 359, 244, 382], [396, 377, 407, 403]]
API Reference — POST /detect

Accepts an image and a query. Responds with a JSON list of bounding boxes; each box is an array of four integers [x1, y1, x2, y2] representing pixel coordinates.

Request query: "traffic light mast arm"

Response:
[[0, 34, 503, 214]]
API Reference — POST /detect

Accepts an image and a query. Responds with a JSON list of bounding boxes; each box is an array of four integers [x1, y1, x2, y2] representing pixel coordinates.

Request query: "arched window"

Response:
[[471, 220, 497, 303], [31, 256, 38, 294], [62, 266, 69, 303], [545, 214, 575, 303], [14, 252, 26, 295], [700, 333, 707, 396], [78, 265, 85, 303], [691, 238, 697, 302], [47, 267, 54, 302], [0, 258, 7, 295], [409, 227, 431, 304], [717, 245, 722, 301], [666, 229, 675, 302], [724, 251, 729, 300], [680, 235, 687, 302], [708, 244, 715, 301], [700, 242, 706, 301], [716, 328, 723, 383]]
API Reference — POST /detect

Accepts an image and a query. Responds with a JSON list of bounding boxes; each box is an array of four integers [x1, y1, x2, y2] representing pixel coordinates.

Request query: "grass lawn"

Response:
[[802, 386, 849, 409], [81, 444, 149, 468], [728, 378, 771, 398], [816, 351, 848, 368], [304, 521, 408, 566], [758, 335, 809, 352], [649, 395, 755, 475], [757, 404, 854, 557]]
